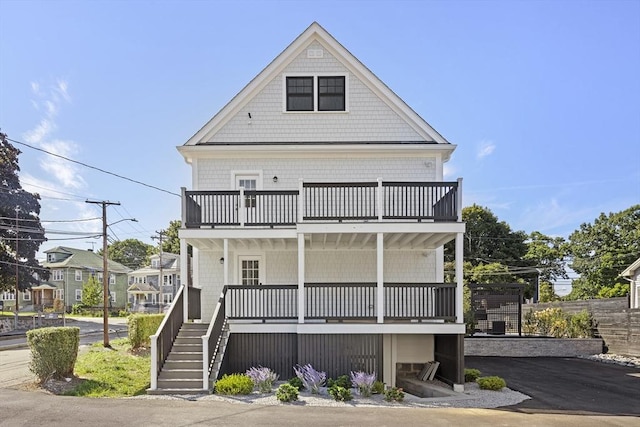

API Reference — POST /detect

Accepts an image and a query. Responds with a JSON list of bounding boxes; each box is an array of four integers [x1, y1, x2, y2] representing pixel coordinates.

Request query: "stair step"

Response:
[[158, 369, 203, 380], [158, 378, 203, 389], [163, 360, 202, 370], [147, 388, 208, 395], [167, 352, 202, 361]]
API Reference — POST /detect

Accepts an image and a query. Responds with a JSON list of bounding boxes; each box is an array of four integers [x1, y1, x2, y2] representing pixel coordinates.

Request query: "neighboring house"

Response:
[[41, 246, 131, 310], [128, 252, 182, 309], [151, 22, 465, 394], [0, 288, 33, 312], [622, 257, 640, 309]]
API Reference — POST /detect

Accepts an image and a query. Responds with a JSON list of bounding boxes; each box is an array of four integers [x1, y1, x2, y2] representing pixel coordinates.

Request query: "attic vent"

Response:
[[307, 49, 323, 58]]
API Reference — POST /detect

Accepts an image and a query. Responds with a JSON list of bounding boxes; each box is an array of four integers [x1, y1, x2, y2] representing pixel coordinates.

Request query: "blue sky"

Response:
[[1, 0, 639, 262]]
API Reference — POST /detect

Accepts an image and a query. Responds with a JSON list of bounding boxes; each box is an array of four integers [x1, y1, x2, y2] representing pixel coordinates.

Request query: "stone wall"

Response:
[[522, 298, 640, 357], [0, 315, 64, 334], [464, 337, 604, 357]]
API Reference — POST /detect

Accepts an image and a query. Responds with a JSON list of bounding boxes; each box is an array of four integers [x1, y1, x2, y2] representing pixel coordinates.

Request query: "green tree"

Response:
[[538, 281, 558, 303], [100, 239, 154, 270], [524, 231, 568, 282], [0, 132, 48, 291], [567, 205, 640, 299], [81, 275, 102, 307], [446, 204, 529, 267], [162, 220, 181, 254]]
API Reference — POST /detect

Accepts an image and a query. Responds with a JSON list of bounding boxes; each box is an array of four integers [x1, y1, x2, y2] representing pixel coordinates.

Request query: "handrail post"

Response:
[[239, 187, 245, 226], [298, 178, 304, 223], [181, 187, 187, 225], [377, 178, 383, 221], [150, 334, 158, 390], [456, 178, 463, 222], [202, 334, 209, 390]]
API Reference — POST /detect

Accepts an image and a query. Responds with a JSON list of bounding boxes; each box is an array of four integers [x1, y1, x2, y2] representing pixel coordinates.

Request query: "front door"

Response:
[[235, 175, 258, 222]]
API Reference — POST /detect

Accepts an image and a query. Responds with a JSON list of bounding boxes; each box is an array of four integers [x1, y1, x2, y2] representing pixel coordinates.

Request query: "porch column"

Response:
[[377, 232, 384, 323], [180, 238, 189, 323], [223, 239, 229, 286], [298, 233, 305, 324], [455, 232, 464, 323]]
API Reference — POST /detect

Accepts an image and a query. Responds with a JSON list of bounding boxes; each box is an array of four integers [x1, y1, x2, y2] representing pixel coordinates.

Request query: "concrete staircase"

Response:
[[148, 323, 210, 395]]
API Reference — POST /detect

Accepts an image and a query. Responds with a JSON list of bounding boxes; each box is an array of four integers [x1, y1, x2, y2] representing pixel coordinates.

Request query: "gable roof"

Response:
[[184, 22, 450, 147], [43, 246, 131, 274], [621, 257, 640, 277]]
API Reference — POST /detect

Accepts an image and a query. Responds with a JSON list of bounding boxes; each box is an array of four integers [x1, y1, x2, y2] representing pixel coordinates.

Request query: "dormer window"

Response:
[[285, 75, 346, 112]]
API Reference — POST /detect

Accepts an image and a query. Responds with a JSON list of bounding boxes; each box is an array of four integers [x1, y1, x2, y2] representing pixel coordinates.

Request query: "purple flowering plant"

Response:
[[246, 366, 279, 393], [350, 371, 377, 397], [293, 364, 326, 394]]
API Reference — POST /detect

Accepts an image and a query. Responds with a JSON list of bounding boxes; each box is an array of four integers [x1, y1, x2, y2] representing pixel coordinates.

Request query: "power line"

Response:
[[0, 216, 100, 223], [9, 137, 180, 197]]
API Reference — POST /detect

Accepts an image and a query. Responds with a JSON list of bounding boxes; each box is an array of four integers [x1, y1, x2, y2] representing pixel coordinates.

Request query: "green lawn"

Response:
[[65, 338, 150, 397]]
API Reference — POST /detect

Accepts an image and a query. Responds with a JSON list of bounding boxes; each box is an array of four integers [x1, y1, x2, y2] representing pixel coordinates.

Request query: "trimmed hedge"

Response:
[[477, 376, 507, 390], [128, 314, 164, 349], [26, 326, 80, 383]]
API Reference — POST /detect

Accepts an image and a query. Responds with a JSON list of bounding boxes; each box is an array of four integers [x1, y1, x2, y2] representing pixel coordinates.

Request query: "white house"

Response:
[[127, 252, 182, 309], [622, 257, 640, 309], [150, 22, 466, 395]]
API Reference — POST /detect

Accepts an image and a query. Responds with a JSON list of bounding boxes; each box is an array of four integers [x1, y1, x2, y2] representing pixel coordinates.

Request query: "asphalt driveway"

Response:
[[465, 356, 640, 416]]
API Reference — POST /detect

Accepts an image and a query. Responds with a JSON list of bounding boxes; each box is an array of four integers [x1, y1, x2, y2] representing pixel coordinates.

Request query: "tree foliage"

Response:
[[524, 231, 568, 282], [161, 220, 181, 254], [0, 132, 48, 291], [81, 275, 102, 307], [100, 239, 154, 270], [567, 205, 640, 299]]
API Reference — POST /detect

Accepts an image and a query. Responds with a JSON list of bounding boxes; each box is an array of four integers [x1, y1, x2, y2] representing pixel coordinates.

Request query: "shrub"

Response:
[[215, 373, 254, 395], [328, 385, 353, 402], [464, 368, 482, 382], [476, 376, 507, 390], [327, 374, 352, 389], [372, 380, 385, 395], [523, 308, 594, 338], [293, 364, 326, 394], [71, 304, 84, 315], [276, 383, 299, 402], [350, 371, 376, 397], [246, 366, 279, 393], [384, 387, 404, 402], [288, 376, 304, 390], [128, 314, 164, 349], [27, 326, 80, 383]]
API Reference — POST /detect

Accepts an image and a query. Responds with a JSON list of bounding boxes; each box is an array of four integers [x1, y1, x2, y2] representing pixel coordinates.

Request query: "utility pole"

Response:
[[86, 199, 120, 347], [14, 207, 20, 326], [151, 230, 166, 314]]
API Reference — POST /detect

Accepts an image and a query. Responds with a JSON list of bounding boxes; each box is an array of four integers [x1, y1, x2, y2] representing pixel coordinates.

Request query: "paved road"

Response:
[[0, 387, 637, 427], [466, 356, 640, 417]]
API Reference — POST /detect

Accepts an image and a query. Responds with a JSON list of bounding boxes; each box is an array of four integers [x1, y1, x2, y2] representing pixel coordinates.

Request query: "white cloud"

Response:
[[476, 140, 496, 159], [39, 139, 87, 189]]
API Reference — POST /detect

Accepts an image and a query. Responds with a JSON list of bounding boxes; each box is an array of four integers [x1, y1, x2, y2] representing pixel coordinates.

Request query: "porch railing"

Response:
[[150, 285, 185, 390], [202, 289, 227, 389], [183, 180, 460, 228], [224, 283, 455, 322]]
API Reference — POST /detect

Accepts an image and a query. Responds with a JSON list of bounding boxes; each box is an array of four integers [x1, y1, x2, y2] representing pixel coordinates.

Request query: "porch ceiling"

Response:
[[185, 231, 456, 252]]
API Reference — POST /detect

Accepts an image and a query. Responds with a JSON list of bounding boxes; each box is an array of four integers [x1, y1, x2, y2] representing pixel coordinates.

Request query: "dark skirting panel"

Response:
[[221, 333, 383, 380], [434, 334, 464, 385], [222, 333, 298, 379], [298, 334, 382, 378]]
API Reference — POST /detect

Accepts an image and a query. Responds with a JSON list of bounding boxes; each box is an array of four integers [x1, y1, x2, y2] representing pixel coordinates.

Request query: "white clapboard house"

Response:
[[149, 22, 466, 395]]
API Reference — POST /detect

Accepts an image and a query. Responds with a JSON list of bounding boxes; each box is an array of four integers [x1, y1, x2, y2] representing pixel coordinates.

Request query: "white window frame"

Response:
[[75, 289, 82, 301], [110, 291, 116, 303], [162, 293, 173, 304], [283, 73, 349, 113], [163, 274, 173, 286], [22, 290, 31, 301], [230, 171, 263, 191], [54, 289, 64, 300], [237, 255, 264, 286], [52, 270, 64, 281], [151, 259, 159, 268], [2, 291, 15, 300], [75, 270, 82, 281], [109, 274, 116, 285]]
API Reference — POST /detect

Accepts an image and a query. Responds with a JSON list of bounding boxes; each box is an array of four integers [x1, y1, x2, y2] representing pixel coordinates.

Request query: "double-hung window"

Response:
[[52, 270, 64, 281], [286, 75, 346, 112]]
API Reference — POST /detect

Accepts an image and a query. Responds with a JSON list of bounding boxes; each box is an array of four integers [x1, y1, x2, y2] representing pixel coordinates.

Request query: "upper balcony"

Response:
[[183, 180, 461, 228]]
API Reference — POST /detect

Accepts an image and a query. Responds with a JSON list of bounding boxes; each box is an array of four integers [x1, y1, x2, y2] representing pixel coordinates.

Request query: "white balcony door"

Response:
[[238, 256, 263, 286]]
